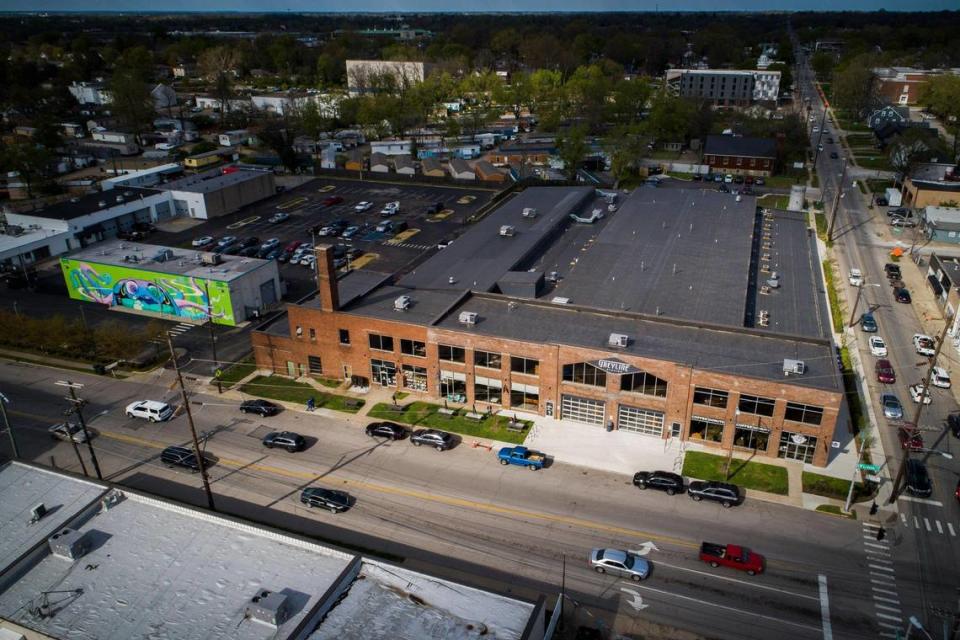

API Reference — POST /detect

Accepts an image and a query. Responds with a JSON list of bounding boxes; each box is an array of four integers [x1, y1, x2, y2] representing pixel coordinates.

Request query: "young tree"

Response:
[[832, 55, 878, 119], [199, 46, 241, 122], [556, 125, 589, 181], [0, 142, 53, 199], [605, 125, 648, 185], [810, 52, 835, 80], [110, 70, 154, 146], [918, 74, 960, 161]]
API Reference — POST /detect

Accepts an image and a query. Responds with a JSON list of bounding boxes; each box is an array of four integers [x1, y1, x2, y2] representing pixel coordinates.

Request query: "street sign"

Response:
[[858, 463, 881, 472], [866, 474, 882, 483], [214, 368, 223, 378]]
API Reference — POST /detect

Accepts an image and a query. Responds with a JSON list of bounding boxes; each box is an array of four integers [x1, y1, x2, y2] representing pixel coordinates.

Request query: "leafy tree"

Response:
[[645, 91, 694, 142], [556, 125, 589, 180], [605, 125, 648, 184], [116, 45, 153, 81], [563, 65, 612, 132], [259, 119, 298, 171], [110, 70, 154, 146], [608, 77, 652, 126], [831, 55, 877, 120], [493, 71, 531, 121], [918, 74, 960, 161], [0, 142, 53, 199], [199, 46, 241, 122], [811, 51, 835, 80]]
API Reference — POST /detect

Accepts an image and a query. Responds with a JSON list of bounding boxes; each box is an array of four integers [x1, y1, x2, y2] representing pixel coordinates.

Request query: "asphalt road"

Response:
[[797, 50, 960, 638], [0, 361, 893, 639]]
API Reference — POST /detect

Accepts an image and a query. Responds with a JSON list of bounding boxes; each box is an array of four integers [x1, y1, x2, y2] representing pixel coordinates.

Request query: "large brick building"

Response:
[[703, 135, 778, 177], [253, 187, 843, 466]]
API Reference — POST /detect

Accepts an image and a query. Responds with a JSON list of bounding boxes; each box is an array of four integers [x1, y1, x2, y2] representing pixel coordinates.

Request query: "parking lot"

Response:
[[153, 176, 497, 300]]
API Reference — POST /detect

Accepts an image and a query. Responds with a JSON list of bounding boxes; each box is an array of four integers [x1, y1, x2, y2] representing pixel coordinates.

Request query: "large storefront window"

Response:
[[371, 359, 397, 386], [620, 371, 667, 397], [562, 363, 607, 387], [738, 394, 776, 417], [440, 370, 467, 402], [784, 402, 824, 426], [734, 424, 770, 451], [510, 382, 539, 412], [778, 432, 818, 463], [402, 365, 427, 391], [618, 405, 664, 436], [689, 416, 725, 443], [474, 376, 503, 403], [693, 387, 728, 409]]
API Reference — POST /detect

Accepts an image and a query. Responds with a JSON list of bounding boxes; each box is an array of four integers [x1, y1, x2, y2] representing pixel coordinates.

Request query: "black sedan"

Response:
[[633, 471, 685, 495], [300, 487, 351, 513], [240, 399, 281, 417], [894, 287, 912, 304], [365, 421, 408, 440], [262, 431, 306, 452]]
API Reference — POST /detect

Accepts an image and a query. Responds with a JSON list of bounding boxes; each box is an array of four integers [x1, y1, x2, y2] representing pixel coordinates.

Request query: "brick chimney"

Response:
[[315, 244, 339, 312]]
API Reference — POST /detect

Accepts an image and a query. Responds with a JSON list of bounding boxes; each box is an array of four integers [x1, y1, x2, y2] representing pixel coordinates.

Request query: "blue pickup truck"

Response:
[[497, 446, 547, 470]]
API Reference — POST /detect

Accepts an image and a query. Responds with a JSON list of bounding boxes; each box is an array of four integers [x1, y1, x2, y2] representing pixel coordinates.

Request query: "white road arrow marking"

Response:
[[620, 587, 649, 612], [629, 541, 659, 556]]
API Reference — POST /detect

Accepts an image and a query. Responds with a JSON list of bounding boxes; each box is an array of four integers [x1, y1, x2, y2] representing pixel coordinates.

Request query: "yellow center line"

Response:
[[98, 428, 697, 549]]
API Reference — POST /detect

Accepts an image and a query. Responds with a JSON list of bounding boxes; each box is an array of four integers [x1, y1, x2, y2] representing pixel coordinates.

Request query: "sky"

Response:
[[2, 0, 957, 11]]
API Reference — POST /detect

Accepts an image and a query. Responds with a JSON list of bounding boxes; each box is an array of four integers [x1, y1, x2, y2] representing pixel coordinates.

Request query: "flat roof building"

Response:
[[253, 187, 842, 467]]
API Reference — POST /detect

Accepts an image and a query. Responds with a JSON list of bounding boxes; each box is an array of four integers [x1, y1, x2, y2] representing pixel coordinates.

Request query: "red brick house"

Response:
[[703, 135, 777, 177]]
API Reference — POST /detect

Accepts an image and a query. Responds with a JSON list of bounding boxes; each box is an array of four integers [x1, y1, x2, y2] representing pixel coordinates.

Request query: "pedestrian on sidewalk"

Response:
[[306, 396, 316, 412]]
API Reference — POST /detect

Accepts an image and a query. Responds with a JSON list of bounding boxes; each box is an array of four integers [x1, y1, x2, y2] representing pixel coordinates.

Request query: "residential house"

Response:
[[488, 138, 556, 167], [448, 158, 476, 180], [68, 81, 112, 106], [219, 130, 249, 147], [922, 206, 960, 243], [473, 160, 509, 183], [904, 163, 960, 208], [335, 129, 365, 149], [421, 157, 445, 177], [394, 154, 415, 176], [320, 145, 337, 169], [702, 135, 777, 176], [450, 143, 482, 160], [370, 152, 390, 173], [370, 139, 413, 156], [925, 253, 960, 339], [172, 63, 196, 79]]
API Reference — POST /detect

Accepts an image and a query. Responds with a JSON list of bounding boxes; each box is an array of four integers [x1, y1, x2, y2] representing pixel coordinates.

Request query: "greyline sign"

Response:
[[592, 358, 641, 375]]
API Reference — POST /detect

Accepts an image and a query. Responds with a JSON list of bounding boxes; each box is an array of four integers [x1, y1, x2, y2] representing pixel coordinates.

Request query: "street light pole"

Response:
[[203, 281, 222, 394], [888, 315, 953, 504], [0, 392, 20, 458], [55, 381, 102, 480]]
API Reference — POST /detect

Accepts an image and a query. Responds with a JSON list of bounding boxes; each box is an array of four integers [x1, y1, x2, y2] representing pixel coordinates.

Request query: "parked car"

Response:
[[161, 445, 200, 472], [909, 383, 931, 404], [125, 400, 173, 422], [268, 212, 290, 223], [632, 471, 684, 495], [869, 336, 887, 356], [192, 236, 214, 247], [424, 202, 445, 215], [49, 422, 89, 443], [260, 238, 280, 250], [913, 334, 936, 357], [284, 240, 303, 253], [365, 421, 408, 440], [236, 237, 258, 249], [300, 255, 317, 268], [890, 217, 917, 228], [848, 268, 863, 287], [354, 201, 373, 212], [341, 226, 361, 239], [754, 177, 765, 186], [860, 312, 878, 333], [687, 481, 742, 508], [897, 426, 924, 451], [498, 446, 547, 470], [718, 183, 730, 193], [881, 393, 903, 420], [216, 236, 238, 248], [884, 263, 902, 279], [733, 175, 744, 184], [875, 359, 896, 384], [323, 195, 344, 206], [410, 428, 454, 450], [948, 413, 960, 438], [894, 288, 912, 304], [300, 487, 351, 513], [904, 459, 933, 498], [699, 542, 764, 576], [589, 548, 650, 581], [264, 248, 282, 260], [238, 246, 259, 257], [240, 399, 281, 416], [826, 137, 834, 143], [262, 431, 306, 452], [932, 366, 951, 388], [380, 201, 400, 217]]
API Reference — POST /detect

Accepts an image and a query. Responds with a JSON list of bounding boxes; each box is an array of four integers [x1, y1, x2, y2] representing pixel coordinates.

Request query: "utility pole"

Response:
[[203, 282, 222, 394], [827, 159, 848, 242], [888, 315, 953, 504], [0, 391, 20, 458], [166, 333, 216, 511], [55, 381, 102, 480]]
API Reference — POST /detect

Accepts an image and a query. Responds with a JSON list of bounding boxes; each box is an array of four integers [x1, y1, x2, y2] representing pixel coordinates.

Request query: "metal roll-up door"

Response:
[[561, 394, 605, 425], [618, 405, 664, 436]]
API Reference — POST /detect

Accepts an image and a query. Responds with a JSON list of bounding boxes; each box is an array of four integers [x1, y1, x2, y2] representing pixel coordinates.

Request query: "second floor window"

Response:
[[400, 339, 426, 357], [368, 333, 394, 352], [474, 350, 502, 369], [738, 393, 776, 417], [510, 356, 540, 376], [438, 344, 465, 363]]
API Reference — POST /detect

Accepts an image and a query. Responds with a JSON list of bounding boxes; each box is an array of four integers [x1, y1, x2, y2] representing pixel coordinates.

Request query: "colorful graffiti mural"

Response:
[[60, 258, 236, 325]]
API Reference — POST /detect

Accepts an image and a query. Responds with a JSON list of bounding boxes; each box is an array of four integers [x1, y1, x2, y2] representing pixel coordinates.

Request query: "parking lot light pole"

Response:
[[848, 282, 882, 328]]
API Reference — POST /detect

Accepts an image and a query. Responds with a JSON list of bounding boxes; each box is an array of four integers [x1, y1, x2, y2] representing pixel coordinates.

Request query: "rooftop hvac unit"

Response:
[[551, 297, 570, 304], [48, 528, 88, 560], [245, 590, 290, 628], [200, 252, 222, 266], [783, 359, 805, 376], [30, 503, 47, 524], [608, 333, 629, 348], [394, 295, 411, 311], [459, 311, 478, 325], [521, 207, 537, 218], [499, 225, 515, 237]]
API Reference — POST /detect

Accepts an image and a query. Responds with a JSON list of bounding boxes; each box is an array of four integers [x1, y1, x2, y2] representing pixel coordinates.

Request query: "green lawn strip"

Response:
[[814, 211, 828, 243], [367, 401, 529, 445], [838, 345, 867, 434], [758, 194, 791, 209], [866, 179, 895, 194], [313, 376, 342, 388], [240, 375, 364, 413], [217, 357, 257, 387], [803, 471, 869, 503], [681, 451, 789, 495], [667, 171, 694, 180], [851, 155, 892, 170], [816, 504, 857, 519], [764, 174, 804, 189], [822, 260, 844, 331]]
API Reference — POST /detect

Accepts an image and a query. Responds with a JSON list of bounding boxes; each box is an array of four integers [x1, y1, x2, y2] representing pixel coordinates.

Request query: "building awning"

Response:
[[928, 273, 944, 297]]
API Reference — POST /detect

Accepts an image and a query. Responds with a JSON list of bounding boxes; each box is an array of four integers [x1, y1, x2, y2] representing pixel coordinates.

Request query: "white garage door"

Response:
[[618, 405, 664, 436], [561, 394, 605, 425]]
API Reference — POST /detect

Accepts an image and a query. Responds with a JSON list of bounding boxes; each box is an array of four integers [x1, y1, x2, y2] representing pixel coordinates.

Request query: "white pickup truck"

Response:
[[848, 268, 863, 287]]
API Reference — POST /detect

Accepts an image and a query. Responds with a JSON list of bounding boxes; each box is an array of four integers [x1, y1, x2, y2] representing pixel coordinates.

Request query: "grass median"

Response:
[[681, 451, 789, 495], [240, 375, 364, 413], [217, 357, 257, 388], [803, 471, 870, 503], [822, 259, 844, 332], [367, 401, 530, 444]]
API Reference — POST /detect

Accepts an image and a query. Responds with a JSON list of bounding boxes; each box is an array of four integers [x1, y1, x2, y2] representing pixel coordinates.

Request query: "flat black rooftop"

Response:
[[19, 188, 163, 221], [549, 188, 755, 328]]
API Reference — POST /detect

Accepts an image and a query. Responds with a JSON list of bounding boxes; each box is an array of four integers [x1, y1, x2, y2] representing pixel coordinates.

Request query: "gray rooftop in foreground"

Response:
[[160, 166, 269, 194], [62, 238, 275, 283], [0, 463, 105, 573], [13, 188, 164, 221], [438, 294, 838, 391], [398, 186, 593, 292], [910, 163, 959, 184], [550, 188, 755, 328]]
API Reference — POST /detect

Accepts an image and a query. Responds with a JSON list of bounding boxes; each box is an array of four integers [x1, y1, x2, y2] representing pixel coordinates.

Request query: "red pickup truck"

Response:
[[699, 542, 764, 575]]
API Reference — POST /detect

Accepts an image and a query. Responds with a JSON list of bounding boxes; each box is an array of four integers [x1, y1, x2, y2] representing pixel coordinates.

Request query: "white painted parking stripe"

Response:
[[818, 574, 833, 640], [876, 612, 902, 622], [870, 564, 895, 573], [936, 521, 944, 534], [949, 523, 957, 537], [875, 604, 901, 613], [924, 518, 932, 532]]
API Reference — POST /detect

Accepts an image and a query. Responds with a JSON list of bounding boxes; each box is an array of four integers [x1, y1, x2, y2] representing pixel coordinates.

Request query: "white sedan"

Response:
[[191, 236, 214, 247], [912, 334, 935, 357], [354, 201, 373, 212], [869, 336, 887, 357], [49, 422, 89, 443], [909, 384, 932, 405]]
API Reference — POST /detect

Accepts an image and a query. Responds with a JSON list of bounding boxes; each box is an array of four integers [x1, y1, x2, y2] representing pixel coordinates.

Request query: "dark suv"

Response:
[[884, 263, 902, 280], [300, 487, 351, 513], [633, 471, 684, 495], [365, 422, 408, 440], [410, 429, 454, 451], [262, 431, 306, 452], [240, 399, 281, 417], [161, 445, 201, 472], [424, 202, 444, 215], [905, 459, 933, 498], [949, 413, 960, 438], [687, 481, 742, 508]]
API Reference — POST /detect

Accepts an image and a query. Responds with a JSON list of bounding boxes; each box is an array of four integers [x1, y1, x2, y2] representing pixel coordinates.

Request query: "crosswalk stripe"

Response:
[[864, 541, 887, 548], [872, 586, 898, 595], [949, 523, 956, 537], [875, 604, 901, 613], [873, 595, 900, 604], [924, 518, 932, 532], [863, 522, 881, 530], [870, 564, 895, 573], [871, 580, 896, 589], [914, 516, 920, 528], [936, 521, 944, 534], [900, 513, 908, 525], [869, 557, 893, 565], [878, 623, 902, 630], [876, 613, 902, 622]]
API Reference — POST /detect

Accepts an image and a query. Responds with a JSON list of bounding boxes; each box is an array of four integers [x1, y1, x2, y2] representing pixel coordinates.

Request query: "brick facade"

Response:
[[702, 154, 775, 177]]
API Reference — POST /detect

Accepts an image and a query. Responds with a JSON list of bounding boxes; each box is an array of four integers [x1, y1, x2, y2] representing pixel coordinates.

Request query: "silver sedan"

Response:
[[589, 548, 650, 581], [881, 393, 903, 420]]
